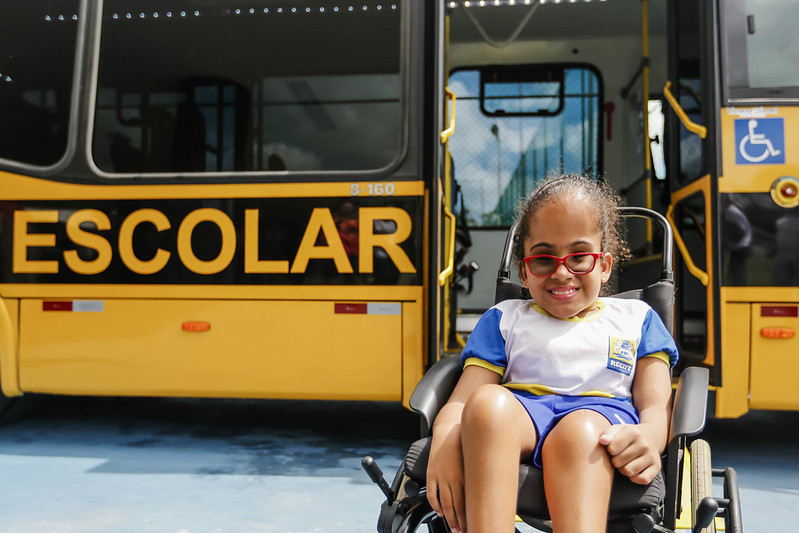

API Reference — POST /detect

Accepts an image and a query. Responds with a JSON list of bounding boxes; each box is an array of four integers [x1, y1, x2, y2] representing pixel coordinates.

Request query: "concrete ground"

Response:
[[0, 394, 795, 532]]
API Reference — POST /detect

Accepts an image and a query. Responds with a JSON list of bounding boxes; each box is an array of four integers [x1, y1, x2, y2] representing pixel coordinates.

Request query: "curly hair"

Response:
[[512, 174, 631, 289]]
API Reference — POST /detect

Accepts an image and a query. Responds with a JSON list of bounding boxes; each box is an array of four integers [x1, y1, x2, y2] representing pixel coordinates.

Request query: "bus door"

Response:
[[713, 0, 799, 416], [666, 0, 799, 417], [663, 0, 721, 387]]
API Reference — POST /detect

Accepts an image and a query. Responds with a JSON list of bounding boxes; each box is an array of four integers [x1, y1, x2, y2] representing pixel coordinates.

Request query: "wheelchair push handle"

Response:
[[498, 219, 521, 281]]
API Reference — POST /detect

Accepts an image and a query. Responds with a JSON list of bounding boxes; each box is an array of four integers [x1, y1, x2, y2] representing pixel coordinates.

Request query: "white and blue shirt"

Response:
[[460, 298, 679, 401]]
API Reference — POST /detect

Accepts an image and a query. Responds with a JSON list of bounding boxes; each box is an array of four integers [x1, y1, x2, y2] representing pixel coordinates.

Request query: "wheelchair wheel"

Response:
[[395, 504, 449, 533], [690, 439, 716, 533]]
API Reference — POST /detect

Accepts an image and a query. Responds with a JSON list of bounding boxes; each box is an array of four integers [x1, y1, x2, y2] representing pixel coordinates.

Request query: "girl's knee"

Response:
[[461, 384, 519, 432], [544, 410, 610, 456], [461, 386, 536, 458]]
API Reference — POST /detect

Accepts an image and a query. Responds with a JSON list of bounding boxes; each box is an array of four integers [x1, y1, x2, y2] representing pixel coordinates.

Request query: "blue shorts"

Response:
[[510, 391, 639, 468]]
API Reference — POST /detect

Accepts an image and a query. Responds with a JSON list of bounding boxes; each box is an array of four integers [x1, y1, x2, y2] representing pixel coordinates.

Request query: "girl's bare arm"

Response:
[[599, 357, 672, 484], [426, 365, 501, 533]]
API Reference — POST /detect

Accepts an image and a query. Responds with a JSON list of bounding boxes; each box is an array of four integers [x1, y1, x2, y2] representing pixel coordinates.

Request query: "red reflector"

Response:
[[43, 301, 73, 311], [335, 303, 367, 314], [761, 327, 796, 339], [761, 306, 798, 317], [182, 321, 211, 332]]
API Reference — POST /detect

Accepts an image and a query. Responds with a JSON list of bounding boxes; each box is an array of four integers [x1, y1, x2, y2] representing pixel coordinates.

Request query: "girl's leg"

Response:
[[541, 409, 614, 533], [460, 384, 537, 533]]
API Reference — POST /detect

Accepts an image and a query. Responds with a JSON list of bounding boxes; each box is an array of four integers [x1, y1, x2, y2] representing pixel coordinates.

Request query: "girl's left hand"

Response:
[[598, 424, 661, 485]]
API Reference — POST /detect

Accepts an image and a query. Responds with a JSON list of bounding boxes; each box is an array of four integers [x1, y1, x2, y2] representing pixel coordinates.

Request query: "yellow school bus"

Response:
[[0, 0, 447, 413], [1, 0, 796, 419]]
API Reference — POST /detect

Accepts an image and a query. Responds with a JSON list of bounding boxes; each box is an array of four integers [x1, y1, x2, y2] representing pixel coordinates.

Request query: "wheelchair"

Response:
[[363, 207, 743, 533]]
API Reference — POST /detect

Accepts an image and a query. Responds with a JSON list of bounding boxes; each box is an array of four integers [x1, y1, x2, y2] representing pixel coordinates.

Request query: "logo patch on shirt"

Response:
[[607, 337, 636, 375]]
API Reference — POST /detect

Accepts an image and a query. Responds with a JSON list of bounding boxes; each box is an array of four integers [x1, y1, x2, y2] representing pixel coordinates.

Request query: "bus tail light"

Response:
[[760, 327, 795, 339], [182, 321, 211, 332]]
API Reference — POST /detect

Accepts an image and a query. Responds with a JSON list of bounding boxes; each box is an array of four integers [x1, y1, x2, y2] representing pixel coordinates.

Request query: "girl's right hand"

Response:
[[425, 365, 502, 533], [426, 421, 467, 533]]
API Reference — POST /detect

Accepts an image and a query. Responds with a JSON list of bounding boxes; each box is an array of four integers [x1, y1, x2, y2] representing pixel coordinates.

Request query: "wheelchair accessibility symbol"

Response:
[[735, 118, 785, 165]]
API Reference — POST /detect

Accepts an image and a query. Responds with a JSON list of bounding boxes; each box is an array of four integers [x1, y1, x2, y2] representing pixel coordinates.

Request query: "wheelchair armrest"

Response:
[[663, 366, 709, 527], [409, 356, 463, 436], [669, 366, 709, 441]]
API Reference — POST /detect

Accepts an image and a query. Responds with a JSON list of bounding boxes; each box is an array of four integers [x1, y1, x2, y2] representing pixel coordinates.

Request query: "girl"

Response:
[[426, 174, 678, 533]]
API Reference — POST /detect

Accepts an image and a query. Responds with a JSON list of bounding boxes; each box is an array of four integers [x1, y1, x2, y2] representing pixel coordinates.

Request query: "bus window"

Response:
[[0, 0, 80, 167], [673, 191, 709, 365], [668, 0, 706, 187], [448, 64, 601, 227], [92, 0, 403, 175], [721, 0, 799, 101], [648, 100, 666, 181], [481, 66, 564, 117], [721, 193, 799, 287]]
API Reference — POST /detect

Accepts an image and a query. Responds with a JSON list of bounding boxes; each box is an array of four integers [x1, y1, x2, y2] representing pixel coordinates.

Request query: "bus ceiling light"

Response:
[[771, 176, 799, 208], [45, 14, 79, 21], [106, 3, 396, 20], [449, 0, 604, 5]]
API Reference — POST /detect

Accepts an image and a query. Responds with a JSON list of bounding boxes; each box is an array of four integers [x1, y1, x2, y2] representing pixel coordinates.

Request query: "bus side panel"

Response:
[[402, 299, 425, 409], [715, 107, 799, 415], [749, 303, 799, 410], [716, 299, 750, 418], [18, 299, 405, 401], [0, 298, 20, 397]]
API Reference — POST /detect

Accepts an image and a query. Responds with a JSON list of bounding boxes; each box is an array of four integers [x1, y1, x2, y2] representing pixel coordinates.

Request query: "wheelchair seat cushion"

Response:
[[403, 437, 665, 522]]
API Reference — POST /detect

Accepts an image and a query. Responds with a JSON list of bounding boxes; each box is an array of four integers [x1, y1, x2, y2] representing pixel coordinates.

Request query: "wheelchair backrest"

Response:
[[495, 206, 676, 334]]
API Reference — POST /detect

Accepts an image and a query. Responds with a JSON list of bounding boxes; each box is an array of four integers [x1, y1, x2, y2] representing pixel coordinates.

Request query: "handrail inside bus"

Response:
[[666, 204, 709, 287], [440, 87, 457, 144], [663, 81, 708, 139], [438, 205, 457, 287]]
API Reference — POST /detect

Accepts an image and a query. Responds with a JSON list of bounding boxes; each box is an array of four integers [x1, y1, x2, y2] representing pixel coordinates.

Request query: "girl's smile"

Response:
[[547, 286, 579, 299]]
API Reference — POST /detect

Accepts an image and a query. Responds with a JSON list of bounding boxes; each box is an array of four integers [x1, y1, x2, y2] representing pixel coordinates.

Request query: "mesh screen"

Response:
[[448, 66, 601, 226]]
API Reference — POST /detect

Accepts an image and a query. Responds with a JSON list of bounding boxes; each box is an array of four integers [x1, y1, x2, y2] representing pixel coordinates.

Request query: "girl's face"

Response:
[[518, 198, 612, 319]]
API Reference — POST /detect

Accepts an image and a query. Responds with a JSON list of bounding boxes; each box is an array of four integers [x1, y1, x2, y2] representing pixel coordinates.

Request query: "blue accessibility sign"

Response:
[[735, 118, 785, 165]]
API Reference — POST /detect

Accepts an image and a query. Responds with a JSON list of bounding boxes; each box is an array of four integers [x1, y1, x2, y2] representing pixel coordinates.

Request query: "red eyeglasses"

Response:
[[523, 252, 605, 276]]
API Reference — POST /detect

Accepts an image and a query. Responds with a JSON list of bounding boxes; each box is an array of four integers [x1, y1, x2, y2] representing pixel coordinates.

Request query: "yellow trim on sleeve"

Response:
[[643, 351, 671, 366], [463, 357, 506, 377], [504, 383, 558, 395]]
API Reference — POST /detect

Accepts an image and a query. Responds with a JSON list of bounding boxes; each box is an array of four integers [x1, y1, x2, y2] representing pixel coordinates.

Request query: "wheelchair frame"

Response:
[[364, 207, 743, 533]]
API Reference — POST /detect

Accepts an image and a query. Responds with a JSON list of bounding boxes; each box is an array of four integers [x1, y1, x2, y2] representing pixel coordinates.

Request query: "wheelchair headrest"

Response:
[[494, 278, 531, 304], [609, 279, 675, 335]]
